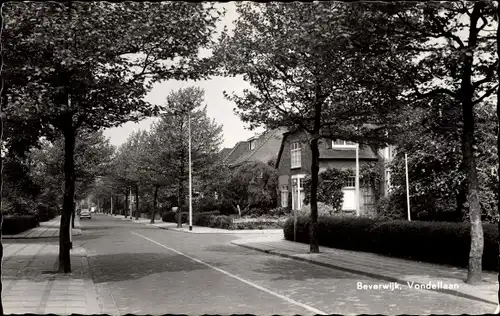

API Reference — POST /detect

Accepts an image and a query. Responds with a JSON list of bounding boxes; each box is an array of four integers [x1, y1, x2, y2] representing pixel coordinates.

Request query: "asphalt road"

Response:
[[74, 214, 493, 315]]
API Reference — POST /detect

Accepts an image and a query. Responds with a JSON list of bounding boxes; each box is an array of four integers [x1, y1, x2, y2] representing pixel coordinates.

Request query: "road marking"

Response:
[[131, 232, 327, 315]]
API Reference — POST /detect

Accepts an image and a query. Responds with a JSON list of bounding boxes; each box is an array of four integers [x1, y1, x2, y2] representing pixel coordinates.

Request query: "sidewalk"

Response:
[[114, 214, 284, 235], [231, 236, 499, 307], [3, 215, 82, 239], [2, 240, 100, 314]]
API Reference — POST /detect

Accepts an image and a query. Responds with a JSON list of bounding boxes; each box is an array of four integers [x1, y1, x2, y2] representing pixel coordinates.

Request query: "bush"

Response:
[[194, 196, 219, 213], [216, 199, 237, 215], [192, 213, 232, 229], [36, 203, 58, 222], [162, 211, 188, 223], [297, 202, 335, 217], [268, 207, 290, 217], [283, 216, 499, 271], [3, 215, 39, 235], [233, 221, 284, 230]]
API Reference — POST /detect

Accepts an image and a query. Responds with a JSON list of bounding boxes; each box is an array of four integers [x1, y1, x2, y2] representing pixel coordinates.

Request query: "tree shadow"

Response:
[[252, 257, 371, 282], [89, 252, 209, 283]]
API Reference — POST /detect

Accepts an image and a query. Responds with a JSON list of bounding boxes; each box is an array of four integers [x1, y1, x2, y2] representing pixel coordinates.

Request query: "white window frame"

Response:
[[332, 140, 357, 149], [291, 174, 306, 210], [345, 176, 356, 188], [280, 185, 289, 208], [290, 141, 301, 168], [249, 140, 256, 150]]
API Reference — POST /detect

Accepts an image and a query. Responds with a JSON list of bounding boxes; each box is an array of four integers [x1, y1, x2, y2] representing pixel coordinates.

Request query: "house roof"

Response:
[[275, 129, 379, 168], [319, 146, 378, 160], [217, 147, 232, 162], [223, 141, 249, 165], [229, 127, 287, 167]]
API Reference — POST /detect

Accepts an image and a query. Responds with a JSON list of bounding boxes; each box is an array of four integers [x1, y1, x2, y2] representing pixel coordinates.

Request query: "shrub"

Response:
[[193, 214, 232, 229], [233, 221, 284, 230], [194, 196, 218, 213], [216, 199, 237, 215], [3, 215, 39, 235], [283, 216, 499, 271], [162, 211, 188, 223], [375, 195, 406, 220], [303, 168, 350, 211], [36, 203, 58, 222], [268, 207, 290, 217], [297, 202, 335, 217]]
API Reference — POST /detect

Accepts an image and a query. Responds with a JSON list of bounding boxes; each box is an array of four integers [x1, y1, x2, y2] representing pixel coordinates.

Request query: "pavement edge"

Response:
[[230, 240, 498, 307]]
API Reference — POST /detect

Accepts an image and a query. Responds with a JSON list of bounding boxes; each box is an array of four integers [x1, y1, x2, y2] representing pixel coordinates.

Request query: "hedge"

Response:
[[162, 210, 221, 224], [3, 215, 39, 235], [36, 204, 59, 222], [283, 216, 499, 271]]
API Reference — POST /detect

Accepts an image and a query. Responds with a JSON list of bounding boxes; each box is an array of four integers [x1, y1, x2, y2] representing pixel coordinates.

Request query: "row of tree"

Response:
[[2, 1, 223, 289], [212, 2, 499, 285], [1, 4, 498, 309]]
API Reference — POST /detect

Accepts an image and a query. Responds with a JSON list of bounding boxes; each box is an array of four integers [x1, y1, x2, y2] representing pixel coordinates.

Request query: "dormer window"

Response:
[[332, 140, 356, 148], [249, 140, 256, 150]]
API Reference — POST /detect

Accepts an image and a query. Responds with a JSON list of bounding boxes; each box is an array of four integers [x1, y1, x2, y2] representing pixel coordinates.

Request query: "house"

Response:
[[220, 127, 287, 168], [275, 129, 391, 215]]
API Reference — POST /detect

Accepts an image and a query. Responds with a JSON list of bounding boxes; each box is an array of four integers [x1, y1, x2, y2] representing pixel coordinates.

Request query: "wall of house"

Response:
[[277, 130, 380, 215]]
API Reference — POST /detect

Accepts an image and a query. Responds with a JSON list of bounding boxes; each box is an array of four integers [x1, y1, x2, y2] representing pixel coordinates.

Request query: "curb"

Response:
[[231, 241, 498, 307]]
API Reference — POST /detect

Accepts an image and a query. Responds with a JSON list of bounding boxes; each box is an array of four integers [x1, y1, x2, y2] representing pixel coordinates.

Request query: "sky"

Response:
[[103, 3, 263, 150]]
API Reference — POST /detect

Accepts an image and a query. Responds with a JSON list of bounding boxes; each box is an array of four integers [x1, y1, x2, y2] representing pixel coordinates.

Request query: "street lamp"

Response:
[[164, 105, 193, 231], [355, 143, 360, 217], [188, 109, 193, 231]]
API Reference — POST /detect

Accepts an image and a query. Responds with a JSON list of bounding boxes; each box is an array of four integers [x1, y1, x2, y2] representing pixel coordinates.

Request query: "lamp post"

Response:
[[355, 143, 360, 217], [188, 110, 193, 231], [405, 153, 411, 221]]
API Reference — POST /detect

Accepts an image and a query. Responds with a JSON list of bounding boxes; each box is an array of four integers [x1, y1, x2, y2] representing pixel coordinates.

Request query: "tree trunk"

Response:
[[151, 185, 159, 224], [0, 172, 4, 314], [460, 3, 484, 284], [59, 126, 76, 273], [135, 185, 139, 220], [71, 202, 75, 228], [124, 189, 129, 218], [309, 137, 320, 253], [177, 181, 184, 228], [495, 3, 500, 307]]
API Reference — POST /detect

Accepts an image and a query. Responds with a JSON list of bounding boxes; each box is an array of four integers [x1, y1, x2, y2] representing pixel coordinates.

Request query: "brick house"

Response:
[[275, 129, 392, 215]]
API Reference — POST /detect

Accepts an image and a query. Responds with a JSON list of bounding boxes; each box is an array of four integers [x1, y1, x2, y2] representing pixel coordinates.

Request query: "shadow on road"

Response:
[[89, 253, 209, 283], [253, 257, 369, 282]]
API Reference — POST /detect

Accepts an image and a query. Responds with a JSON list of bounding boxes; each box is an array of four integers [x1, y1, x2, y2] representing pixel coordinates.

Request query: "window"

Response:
[[280, 185, 288, 207], [249, 140, 256, 150], [332, 140, 356, 148], [290, 141, 301, 168], [345, 176, 356, 188]]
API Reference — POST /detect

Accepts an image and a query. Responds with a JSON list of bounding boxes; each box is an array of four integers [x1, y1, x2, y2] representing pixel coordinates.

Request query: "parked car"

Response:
[[80, 208, 92, 220]]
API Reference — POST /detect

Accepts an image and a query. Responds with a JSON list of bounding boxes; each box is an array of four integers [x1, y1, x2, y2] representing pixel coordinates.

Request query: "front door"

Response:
[[342, 188, 356, 211]]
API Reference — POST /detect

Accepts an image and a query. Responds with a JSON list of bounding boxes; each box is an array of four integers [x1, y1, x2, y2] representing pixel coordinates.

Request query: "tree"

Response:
[[3, 2, 222, 272], [218, 161, 278, 215], [29, 130, 114, 226], [215, 3, 400, 253], [148, 87, 223, 226], [342, 2, 497, 283]]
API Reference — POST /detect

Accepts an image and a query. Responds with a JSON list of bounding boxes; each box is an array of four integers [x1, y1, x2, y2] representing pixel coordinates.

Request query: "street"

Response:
[[72, 214, 492, 315]]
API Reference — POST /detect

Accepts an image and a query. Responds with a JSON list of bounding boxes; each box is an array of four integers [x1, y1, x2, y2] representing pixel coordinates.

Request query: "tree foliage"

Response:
[[217, 161, 278, 214], [215, 2, 402, 253], [2, 1, 223, 272], [340, 1, 497, 284]]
